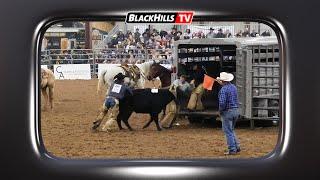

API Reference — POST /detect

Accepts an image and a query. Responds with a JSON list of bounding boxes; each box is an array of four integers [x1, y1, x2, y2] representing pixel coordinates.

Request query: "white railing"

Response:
[[41, 48, 173, 78]]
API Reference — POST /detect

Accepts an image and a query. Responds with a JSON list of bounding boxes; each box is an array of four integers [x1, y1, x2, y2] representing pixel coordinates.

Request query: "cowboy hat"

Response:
[[114, 73, 127, 81], [216, 72, 234, 82]]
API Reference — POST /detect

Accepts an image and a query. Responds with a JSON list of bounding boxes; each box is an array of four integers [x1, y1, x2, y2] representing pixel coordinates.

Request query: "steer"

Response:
[[116, 88, 176, 131]]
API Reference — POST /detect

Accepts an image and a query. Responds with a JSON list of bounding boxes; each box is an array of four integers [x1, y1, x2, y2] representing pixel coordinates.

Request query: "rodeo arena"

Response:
[[41, 21, 280, 158]]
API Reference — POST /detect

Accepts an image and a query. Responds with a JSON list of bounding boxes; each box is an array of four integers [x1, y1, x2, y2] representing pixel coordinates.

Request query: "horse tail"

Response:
[[97, 69, 107, 94]]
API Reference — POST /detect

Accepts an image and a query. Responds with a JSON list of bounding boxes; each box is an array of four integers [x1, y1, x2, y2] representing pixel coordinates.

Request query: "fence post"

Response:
[[93, 49, 96, 78]]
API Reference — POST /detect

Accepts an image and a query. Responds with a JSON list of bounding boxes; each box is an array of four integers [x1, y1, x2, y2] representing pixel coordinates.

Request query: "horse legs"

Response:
[[41, 88, 48, 110], [48, 86, 54, 110]]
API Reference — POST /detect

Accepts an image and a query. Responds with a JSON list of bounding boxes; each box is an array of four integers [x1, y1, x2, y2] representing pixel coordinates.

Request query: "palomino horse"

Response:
[[147, 61, 172, 88], [97, 61, 154, 95], [41, 68, 55, 110]]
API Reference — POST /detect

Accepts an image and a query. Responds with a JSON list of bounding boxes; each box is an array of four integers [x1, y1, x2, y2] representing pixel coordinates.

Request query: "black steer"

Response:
[[116, 88, 176, 131]]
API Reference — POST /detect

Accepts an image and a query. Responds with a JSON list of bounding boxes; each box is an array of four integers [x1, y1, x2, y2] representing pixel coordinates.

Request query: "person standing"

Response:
[[134, 28, 141, 43], [216, 72, 241, 155]]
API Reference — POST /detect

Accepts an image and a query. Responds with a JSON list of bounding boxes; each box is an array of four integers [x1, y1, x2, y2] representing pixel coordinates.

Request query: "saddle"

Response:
[[119, 63, 141, 82]]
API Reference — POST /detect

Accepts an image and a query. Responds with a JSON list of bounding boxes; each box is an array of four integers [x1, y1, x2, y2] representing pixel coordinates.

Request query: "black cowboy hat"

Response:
[[180, 74, 189, 78], [114, 73, 127, 81]]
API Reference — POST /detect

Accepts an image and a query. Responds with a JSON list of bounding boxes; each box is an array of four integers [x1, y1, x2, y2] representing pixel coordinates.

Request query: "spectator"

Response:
[[116, 30, 125, 42], [225, 29, 232, 38], [134, 28, 141, 42], [216, 28, 226, 38], [110, 34, 118, 47], [206, 27, 216, 38], [183, 28, 192, 39], [142, 28, 150, 44], [142, 28, 150, 38], [63, 50, 72, 64], [160, 29, 168, 38], [235, 30, 243, 37], [200, 31, 206, 38], [152, 28, 158, 35], [174, 31, 182, 41], [242, 27, 250, 37], [170, 27, 178, 39], [192, 32, 199, 39], [261, 30, 271, 36], [250, 29, 259, 37]]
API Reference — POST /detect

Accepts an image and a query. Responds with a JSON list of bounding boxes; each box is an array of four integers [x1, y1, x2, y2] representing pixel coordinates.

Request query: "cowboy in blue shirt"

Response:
[[92, 73, 133, 131], [216, 72, 240, 155]]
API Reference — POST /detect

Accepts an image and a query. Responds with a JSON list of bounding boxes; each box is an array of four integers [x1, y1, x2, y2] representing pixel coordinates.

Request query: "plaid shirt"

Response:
[[218, 82, 239, 112]]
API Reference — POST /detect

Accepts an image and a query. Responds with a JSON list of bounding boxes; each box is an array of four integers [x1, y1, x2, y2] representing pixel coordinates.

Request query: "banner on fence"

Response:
[[41, 65, 48, 69], [53, 64, 91, 80]]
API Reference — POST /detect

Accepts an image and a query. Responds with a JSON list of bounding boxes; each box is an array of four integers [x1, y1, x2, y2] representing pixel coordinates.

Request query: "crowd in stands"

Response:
[[108, 26, 272, 50], [42, 26, 272, 65]]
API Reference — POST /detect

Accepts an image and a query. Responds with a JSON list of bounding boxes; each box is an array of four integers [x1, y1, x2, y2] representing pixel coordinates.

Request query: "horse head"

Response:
[[147, 61, 163, 80]]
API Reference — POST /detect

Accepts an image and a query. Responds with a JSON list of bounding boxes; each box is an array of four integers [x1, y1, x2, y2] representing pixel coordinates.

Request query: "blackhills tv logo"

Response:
[[126, 12, 194, 24]]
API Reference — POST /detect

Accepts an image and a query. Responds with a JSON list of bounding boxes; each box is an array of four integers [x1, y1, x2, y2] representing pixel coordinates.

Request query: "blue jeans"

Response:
[[105, 97, 116, 109], [221, 108, 240, 152]]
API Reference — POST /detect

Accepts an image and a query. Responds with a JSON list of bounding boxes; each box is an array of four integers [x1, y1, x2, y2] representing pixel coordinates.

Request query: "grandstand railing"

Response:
[[40, 48, 173, 77]]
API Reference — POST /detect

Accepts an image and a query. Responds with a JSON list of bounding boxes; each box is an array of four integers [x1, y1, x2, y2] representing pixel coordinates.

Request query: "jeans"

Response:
[[105, 97, 116, 109], [221, 108, 240, 152]]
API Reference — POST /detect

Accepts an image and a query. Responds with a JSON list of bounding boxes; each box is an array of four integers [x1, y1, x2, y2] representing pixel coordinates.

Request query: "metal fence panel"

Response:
[[250, 45, 280, 120]]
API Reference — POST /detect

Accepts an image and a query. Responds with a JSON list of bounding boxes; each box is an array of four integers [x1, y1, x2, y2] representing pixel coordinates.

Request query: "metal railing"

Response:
[[41, 48, 173, 77]]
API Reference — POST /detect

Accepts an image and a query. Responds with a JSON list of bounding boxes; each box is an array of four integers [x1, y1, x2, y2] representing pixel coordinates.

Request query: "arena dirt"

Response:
[[41, 79, 279, 159]]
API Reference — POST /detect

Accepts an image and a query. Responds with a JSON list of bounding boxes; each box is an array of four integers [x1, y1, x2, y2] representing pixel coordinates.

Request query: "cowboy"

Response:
[[92, 73, 133, 131], [206, 27, 216, 38], [187, 64, 206, 111], [172, 74, 194, 95], [216, 72, 240, 155]]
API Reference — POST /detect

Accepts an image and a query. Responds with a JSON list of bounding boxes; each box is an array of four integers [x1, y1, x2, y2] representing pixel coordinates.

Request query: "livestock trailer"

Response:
[[171, 37, 280, 128]]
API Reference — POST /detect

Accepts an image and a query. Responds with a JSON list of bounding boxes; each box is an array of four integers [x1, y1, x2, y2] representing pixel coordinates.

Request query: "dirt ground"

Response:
[[41, 79, 279, 159]]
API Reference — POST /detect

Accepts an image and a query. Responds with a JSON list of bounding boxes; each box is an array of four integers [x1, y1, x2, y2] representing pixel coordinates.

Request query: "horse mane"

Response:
[[138, 61, 154, 75], [156, 63, 172, 73]]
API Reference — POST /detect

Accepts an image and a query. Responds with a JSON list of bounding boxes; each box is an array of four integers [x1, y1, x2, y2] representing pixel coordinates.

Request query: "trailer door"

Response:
[[236, 47, 252, 118]]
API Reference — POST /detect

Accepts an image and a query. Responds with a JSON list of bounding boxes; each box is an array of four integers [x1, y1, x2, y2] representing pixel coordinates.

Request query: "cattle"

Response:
[[116, 88, 177, 131]]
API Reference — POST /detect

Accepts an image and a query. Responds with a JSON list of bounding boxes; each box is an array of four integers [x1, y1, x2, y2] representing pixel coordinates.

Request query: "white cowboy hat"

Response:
[[216, 72, 234, 82]]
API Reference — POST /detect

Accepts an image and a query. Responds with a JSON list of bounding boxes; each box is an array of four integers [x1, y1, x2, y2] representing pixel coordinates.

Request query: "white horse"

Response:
[[97, 61, 155, 95]]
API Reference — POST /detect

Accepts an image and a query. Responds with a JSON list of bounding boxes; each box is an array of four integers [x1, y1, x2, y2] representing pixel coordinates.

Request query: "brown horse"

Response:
[[41, 68, 55, 110], [147, 61, 172, 88], [146, 61, 177, 128]]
